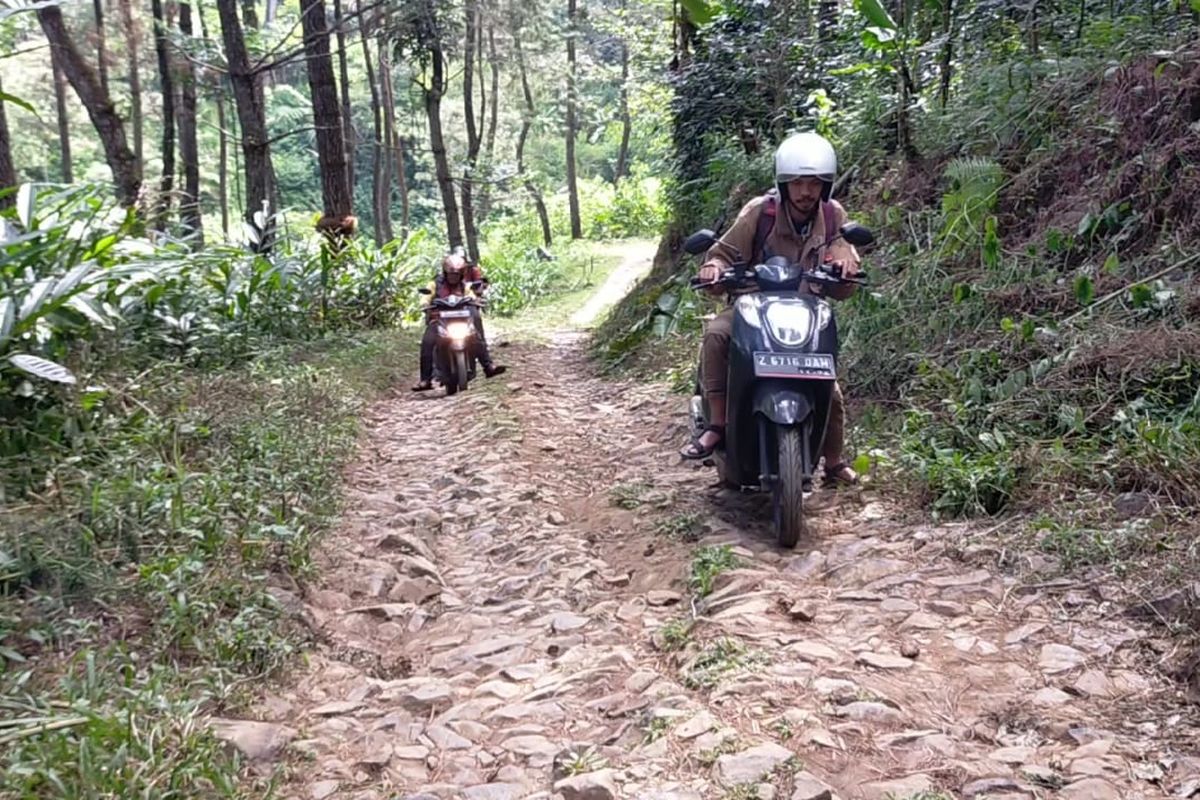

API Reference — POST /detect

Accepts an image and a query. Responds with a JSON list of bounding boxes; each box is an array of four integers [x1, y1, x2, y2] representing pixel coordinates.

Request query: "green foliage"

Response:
[[690, 545, 740, 596], [0, 329, 414, 796], [940, 158, 1003, 256], [657, 617, 694, 651], [682, 637, 763, 690]]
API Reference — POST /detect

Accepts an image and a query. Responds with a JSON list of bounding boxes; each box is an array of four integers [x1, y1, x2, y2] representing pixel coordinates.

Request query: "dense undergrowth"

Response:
[[0, 173, 659, 795], [595, 14, 1200, 602]]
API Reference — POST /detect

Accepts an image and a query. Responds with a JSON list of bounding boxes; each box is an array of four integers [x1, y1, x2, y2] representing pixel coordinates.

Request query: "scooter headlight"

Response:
[[446, 322, 472, 342], [764, 302, 814, 346]]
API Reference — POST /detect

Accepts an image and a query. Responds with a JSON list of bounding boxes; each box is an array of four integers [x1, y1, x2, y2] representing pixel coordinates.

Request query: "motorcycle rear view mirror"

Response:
[[683, 229, 717, 255], [840, 223, 875, 247], [417, 287, 432, 295]]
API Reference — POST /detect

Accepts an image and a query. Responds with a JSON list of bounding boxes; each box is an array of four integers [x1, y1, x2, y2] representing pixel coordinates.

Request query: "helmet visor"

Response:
[[779, 172, 835, 184]]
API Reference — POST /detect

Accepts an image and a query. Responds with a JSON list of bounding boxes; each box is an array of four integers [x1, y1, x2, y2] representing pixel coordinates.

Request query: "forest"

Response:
[[2, 0, 1200, 797]]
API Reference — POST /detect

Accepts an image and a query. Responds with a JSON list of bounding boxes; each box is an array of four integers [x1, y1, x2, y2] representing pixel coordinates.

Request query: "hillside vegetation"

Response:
[[598, 1, 1200, 613]]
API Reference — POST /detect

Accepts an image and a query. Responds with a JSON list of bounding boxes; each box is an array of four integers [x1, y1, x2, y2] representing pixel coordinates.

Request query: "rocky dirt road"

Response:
[[215, 263, 1199, 800]]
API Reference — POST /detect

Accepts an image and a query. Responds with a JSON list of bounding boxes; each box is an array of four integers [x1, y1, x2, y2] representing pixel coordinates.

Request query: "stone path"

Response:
[[214, 327, 1199, 800]]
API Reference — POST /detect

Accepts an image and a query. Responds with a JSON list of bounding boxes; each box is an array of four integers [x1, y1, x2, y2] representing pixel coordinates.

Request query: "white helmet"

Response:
[[775, 131, 837, 200]]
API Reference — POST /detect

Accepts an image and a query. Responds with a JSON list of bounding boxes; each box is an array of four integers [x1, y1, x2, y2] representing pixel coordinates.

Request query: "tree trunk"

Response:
[[93, 0, 110, 94], [217, 91, 230, 238], [614, 1, 631, 186], [178, 1, 203, 243], [426, 42, 463, 249], [477, 25, 500, 220], [217, 0, 278, 250], [38, 6, 140, 206], [117, 0, 144, 167], [50, 43, 74, 183], [376, 36, 395, 240], [361, 10, 390, 244], [818, 0, 837, 43], [460, 0, 482, 262], [379, 35, 408, 240], [938, 0, 955, 109], [0, 77, 16, 208], [513, 35, 551, 247], [565, 0, 582, 239], [300, 0, 353, 228], [151, 0, 176, 226], [390, 129, 410, 241], [333, 0, 355, 201]]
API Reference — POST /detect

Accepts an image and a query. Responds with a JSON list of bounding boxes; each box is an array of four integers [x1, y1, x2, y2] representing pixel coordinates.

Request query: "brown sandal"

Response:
[[822, 461, 859, 487], [680, 425, 724, 460]]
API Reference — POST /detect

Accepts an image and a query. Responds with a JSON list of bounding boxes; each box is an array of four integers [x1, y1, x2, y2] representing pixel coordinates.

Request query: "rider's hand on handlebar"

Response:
[[697, 263, 726, 295], [824, 257, 860, 279]]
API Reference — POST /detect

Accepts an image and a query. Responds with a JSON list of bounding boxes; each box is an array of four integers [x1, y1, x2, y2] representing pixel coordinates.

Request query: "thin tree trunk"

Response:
[[198, 2, 227, 238], [379, 36, 408, 240], [117, 0, 144, 167], [614, 2, 631, 186], [177, 2, 203, 243], [0, 77, 16, 208], [513, 35, 551, 247], [218, 0, 278, 250], [50, 44, 74, 183], [300, 0, 353, 228], [460, 0, 482, 262], [938, 0, 955, 109], [565, 0, 582, 240], [333, 0, 355, 201], [376, 36, 394, 240], [218, 91, 230, 238], [426, 42, 462, 249], [93, 0, 110, 94], [361, 10, 390, 244], [477, 24, 500, 219], [818, 0, 837, 43], [151, 0, 176, 227], [38, 6, 141, 205], [390, 129, 409, 240]]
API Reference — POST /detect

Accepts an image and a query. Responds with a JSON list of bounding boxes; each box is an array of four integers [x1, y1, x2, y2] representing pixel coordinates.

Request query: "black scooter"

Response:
[[684, 222, 874, 547]]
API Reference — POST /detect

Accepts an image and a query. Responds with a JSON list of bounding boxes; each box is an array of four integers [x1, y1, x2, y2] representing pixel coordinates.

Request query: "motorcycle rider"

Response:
[[679, 131, 862, 486], [412, 252, 507, 392]]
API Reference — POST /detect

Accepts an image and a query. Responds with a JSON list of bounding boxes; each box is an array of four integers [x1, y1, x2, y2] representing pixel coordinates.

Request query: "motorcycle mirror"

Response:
[[840, 223, 875, 247], [683, 229, 717, 255], [417, 287, 432, 295]]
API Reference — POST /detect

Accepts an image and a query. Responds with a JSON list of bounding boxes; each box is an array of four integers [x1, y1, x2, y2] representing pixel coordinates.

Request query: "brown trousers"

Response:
[[701, 308, 846, 462]]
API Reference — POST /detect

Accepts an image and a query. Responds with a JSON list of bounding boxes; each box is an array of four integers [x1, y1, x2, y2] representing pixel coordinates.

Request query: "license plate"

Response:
[[438, 309, 472, 319], [753, 352, 836, 379]]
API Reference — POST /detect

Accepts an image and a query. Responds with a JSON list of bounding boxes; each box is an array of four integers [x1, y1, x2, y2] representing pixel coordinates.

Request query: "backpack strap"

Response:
[[752, 190, 778, 265], [822, 200, 837, 248]]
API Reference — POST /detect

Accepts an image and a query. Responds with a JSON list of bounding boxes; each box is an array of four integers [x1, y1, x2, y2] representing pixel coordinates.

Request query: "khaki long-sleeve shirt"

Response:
[[703, 195, 861, 301]]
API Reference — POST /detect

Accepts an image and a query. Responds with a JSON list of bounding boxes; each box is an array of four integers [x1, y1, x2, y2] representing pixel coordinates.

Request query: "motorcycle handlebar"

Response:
[[689, 264, 868, 291]]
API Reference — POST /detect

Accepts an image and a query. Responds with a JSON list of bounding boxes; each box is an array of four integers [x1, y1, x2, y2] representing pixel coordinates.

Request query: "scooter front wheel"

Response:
[[773, 425, 808, 549], [453, 350, 470, 392]]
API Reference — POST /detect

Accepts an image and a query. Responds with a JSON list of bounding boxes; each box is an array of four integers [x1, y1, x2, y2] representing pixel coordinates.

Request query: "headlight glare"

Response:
[[764, 303, 813, 346]]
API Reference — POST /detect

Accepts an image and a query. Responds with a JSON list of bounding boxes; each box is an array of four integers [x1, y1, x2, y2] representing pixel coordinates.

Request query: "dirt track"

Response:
[[214, 247, 1198, 800]]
